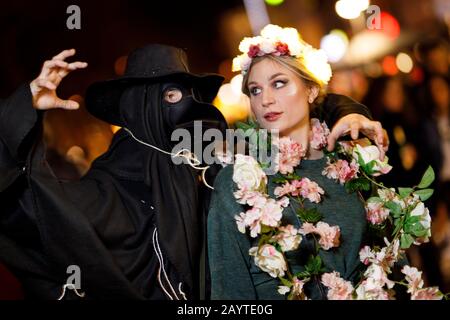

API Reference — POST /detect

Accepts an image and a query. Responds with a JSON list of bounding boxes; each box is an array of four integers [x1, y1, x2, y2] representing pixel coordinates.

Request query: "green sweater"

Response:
[[207, 157, 368, 300]]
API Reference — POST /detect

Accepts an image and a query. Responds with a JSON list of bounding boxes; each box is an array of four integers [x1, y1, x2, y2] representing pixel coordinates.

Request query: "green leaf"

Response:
[[297, 208, 323, 224], [398, 187, 414, 198], [295, 271, 311, 279], [279, 277, 292, 287], [392, 218, 403, 236], [305, 255, 323, 275], [400, 233, 414, 249], [367, 196, 382, 204], [385, 201, 402, 217], [414, 189, 434, 201], [285, 173, 302, 181], [273, 177, 288, 184], [345, 177, 371, 193], [417, 166, 435, 189]]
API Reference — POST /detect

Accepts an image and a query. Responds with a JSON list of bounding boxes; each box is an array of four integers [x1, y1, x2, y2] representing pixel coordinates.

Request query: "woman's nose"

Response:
[[261, 88, 275, 108]]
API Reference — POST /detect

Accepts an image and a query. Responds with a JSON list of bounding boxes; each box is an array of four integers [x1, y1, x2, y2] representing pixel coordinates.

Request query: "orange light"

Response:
[[382, 56, 398, 76], [379, 12, 400, 39], [114, 56, 128, 76]]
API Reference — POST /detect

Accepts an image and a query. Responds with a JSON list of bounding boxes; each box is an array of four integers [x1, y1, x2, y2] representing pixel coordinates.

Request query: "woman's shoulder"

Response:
[[212, 164, 235, 193]]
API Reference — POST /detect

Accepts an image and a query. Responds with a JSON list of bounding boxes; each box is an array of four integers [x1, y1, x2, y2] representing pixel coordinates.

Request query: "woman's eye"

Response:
[[250, 87, 261, 96], [164, 88, 183, 103], [274, 80, 286, 89]]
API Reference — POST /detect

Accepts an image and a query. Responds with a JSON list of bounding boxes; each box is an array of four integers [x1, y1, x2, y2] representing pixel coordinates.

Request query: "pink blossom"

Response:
[[276, 137, 305, 174], [234, 190, 267, 207], [310, 118, 330, 150], [243, 207, 263, 238], [291, 277, 307, 299], [321, 272, 354, 300], [273, 225, 302, 252], [298, 222, 316, 235], [411, 287, 443, 300], [248, 44, 261, 58], [297, 178, 324, 203], [274, 178, 324, 203], [299, 222, 340, 250], [274, 182, 296, 198], [364, 264, 395, 289], [365, 202, 390, 225], [249, 245, 287, 278], [260, 198, 284, 227], [359, 246, 375, 265], [401, 265, 424, 294], [315, 221, 341, 250], [235, 212, 247, 234], [322, 159, 359, 184], [355, 279, 391, 300], [275, 42, 290, 55]]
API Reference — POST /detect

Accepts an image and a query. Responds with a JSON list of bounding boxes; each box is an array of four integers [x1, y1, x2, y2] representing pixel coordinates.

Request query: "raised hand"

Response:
[[327, 114, 389, 160], [29, 49, 88, 110]]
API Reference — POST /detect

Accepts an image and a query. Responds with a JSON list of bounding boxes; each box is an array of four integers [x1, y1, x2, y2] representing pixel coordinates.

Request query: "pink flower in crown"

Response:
[[297, 177, 325, 203], [276, 137, 305, 175], [365, 202, 390, 225], [310, 118, 330, 150], [248, 44, 261, 58], [322, 159, 359, 184], [275, 42, 290, 56], [411, 287, 443, 300], [315, 221, 341, 250], [321, 272, 354, 300]]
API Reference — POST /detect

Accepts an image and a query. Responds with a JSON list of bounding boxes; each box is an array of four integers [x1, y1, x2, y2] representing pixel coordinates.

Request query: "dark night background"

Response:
[[0, 0, 243, 98]]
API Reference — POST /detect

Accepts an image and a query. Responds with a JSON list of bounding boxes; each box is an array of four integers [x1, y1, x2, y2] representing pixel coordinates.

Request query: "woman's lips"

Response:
[[264, 112, 283, 122]]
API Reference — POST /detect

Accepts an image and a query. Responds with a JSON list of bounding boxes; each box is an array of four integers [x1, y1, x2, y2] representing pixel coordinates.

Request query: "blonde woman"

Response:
[[207, 25, 401, 300]]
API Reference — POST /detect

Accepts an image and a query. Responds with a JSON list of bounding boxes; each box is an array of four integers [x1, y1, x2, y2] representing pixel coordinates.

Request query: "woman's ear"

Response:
[[308, 86, 320, 104]]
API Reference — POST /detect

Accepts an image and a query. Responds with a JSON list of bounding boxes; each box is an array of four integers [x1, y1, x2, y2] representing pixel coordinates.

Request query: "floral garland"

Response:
[[232, 24, 332, 85], [230, 118, 447, 300]]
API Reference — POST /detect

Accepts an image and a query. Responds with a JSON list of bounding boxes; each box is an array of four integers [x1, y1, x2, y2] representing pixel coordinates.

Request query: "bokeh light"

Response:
[[230, 75, 244, 96], [379, 12, 400, 39], [396, 52, 414, 73], [382, 56, 398, 76], [265, 0, 284, 6], [320, 30, 349, 63], [335, 0, 370, 20]]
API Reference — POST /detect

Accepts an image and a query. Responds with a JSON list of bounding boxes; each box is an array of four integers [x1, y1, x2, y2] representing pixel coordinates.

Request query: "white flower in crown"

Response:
[[301, 46, 333, 85], [233, 24, 332, 84]]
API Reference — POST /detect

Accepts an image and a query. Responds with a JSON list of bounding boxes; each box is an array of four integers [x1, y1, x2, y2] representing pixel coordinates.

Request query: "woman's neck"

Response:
[[280, 118, 324, 160]]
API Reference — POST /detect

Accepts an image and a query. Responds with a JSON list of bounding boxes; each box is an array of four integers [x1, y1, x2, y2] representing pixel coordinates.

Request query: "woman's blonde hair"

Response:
[[242, 55, 327, 107]]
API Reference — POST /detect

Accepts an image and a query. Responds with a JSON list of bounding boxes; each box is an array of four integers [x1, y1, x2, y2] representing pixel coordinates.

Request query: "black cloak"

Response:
[[0, 84, 371, 299]]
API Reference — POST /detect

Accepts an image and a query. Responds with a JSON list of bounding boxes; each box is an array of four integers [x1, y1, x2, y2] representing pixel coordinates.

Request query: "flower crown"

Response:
[[232, 24, 332, 85]]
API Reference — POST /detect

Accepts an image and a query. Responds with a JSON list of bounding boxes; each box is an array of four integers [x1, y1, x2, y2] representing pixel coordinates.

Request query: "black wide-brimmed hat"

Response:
[[85, 44, 225, 126]]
